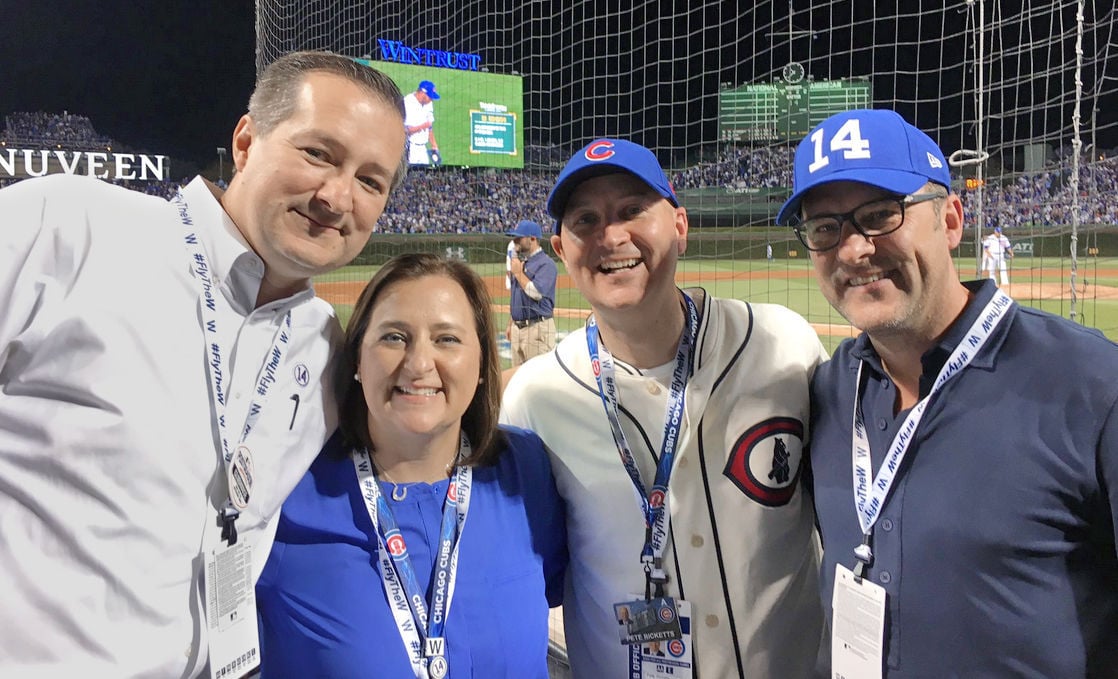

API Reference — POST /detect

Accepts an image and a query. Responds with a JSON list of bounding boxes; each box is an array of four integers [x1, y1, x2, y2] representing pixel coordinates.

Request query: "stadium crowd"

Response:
[[3, 111, 113, 149], [3, 111, 1116, 233], [672, 144, 795, 190], [961, 159, 1118, 230], [375, 167, 553, 234]]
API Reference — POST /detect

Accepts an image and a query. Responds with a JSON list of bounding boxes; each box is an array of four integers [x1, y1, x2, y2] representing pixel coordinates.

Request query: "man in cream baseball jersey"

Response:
[[502, 138, 827, 678]]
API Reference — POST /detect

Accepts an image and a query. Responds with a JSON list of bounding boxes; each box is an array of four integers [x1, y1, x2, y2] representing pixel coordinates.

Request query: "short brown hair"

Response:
[[249, 50, 409, 190], [336, 253, 506, 466]]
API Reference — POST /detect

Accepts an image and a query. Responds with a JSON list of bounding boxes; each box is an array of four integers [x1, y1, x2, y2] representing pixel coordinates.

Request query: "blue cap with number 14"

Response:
[[776, 109, 952, 226]]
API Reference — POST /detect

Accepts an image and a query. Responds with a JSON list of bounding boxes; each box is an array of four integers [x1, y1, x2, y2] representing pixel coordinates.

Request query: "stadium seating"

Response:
[[4, 111, 1116, 231]]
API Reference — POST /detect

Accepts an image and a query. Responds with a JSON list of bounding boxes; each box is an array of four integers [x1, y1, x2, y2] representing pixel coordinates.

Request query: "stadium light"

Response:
[[217, 147, 228, 184]]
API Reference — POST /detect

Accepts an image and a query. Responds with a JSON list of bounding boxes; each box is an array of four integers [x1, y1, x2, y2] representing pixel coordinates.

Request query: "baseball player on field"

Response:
[[403, 80, 441, 166], [982, 226, 1012, 285], [501, 138, 827, 678]]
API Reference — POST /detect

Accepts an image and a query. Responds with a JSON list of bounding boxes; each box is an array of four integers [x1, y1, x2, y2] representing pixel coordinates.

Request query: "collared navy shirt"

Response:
[[509, 249, 557, 322], [810, 279, 1118, 677]]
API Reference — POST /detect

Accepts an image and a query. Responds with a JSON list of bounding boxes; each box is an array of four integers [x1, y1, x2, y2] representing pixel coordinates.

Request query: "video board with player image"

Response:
[[357, 58, 525, 169]]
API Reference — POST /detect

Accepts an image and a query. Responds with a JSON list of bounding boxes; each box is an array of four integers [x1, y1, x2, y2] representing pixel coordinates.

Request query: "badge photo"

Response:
[[614, 597, 683, 646]]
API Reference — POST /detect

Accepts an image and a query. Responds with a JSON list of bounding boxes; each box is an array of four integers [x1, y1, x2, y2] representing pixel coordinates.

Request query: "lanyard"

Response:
[[586, 291, 699, 598], [352, 434, 473, 679], [849, 289, 1013, 577], [174, 190, 293, 545]]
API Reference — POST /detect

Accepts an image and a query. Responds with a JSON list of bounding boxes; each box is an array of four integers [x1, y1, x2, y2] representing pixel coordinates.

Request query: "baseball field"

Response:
[[315, 256, 1118, 355]]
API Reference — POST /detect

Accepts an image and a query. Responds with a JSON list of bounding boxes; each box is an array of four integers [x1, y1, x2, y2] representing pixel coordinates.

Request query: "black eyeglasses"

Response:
[[791, 192, 946, 252]]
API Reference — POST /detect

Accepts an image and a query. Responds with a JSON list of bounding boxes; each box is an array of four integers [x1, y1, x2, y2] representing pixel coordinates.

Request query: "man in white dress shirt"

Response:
[[0, 51, 407, 677]]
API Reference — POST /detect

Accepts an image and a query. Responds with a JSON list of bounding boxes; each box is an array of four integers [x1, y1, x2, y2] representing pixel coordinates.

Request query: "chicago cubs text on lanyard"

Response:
[[831, 290, 1013, 679], [587, 291, 699, 677], [352, 434, 473, 679]]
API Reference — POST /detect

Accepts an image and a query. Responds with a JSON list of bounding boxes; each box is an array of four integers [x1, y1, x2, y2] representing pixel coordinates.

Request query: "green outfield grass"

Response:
[[317, 254, 1118, 357]]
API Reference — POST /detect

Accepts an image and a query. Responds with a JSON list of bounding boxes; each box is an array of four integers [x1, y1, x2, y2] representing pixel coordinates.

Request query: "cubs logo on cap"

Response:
[[584, 140, 617, 161], [776, 109, 952, 226], [547, 138, 679, 229]]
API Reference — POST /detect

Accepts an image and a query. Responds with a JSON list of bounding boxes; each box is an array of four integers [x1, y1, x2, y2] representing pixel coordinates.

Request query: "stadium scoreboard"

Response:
[[719, 78, 871, 142], [357, 57, 525, 169]]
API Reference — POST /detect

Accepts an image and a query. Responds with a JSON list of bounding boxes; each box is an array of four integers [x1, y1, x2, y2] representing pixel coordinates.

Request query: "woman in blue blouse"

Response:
[[256, 253, 567, 678]]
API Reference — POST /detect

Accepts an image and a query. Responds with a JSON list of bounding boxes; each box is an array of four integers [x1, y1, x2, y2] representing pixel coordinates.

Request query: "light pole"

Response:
[[216, 147, 228, 184]]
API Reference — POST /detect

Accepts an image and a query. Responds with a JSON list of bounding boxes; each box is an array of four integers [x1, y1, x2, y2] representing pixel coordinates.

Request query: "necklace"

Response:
[[377, 457, 462, 502]]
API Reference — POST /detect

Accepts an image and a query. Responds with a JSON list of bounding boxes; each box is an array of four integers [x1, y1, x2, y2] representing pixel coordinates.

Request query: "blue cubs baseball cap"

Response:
[[776, 109, 952, 226], [547, 138, 679, 230], [506, 219, 543, 239], [418, 80, 440, 99]]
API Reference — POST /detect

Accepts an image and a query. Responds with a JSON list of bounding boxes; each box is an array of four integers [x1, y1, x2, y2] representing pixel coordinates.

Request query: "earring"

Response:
[[478, 377, 485, 384], [354, 372, 361, 382]]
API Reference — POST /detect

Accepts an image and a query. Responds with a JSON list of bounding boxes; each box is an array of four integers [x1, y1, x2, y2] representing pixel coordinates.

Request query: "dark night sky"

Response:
[[0, 2, 257, 171], [2, 2, 1113, 173]]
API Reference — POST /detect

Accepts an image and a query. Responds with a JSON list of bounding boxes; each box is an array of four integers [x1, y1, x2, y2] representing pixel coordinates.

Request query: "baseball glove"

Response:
[[430, 149, 443, 167]]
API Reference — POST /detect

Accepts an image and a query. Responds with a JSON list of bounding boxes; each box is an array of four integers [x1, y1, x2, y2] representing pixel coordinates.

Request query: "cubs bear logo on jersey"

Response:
[[723, 417, 805, 506]]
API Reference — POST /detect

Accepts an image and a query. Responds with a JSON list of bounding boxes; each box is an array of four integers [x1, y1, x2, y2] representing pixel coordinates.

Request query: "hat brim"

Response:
[[776, 168, 941, 225], [548, 164, 627, 220], [548, 164, 679, 225]]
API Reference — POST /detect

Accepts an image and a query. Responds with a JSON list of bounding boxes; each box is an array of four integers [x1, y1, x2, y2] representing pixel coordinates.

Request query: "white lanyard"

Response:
[[586, 292, 699, 598], [352, 435, 473, 679], [175, 190, 292, 544], [850, 289, 1013, 572]]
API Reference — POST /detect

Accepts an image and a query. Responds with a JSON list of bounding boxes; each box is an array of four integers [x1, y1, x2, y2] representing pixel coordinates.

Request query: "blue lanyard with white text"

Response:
[[174, 190, 293, 545], [351, 435, 473, 679], [849, 289, 1013, 577], [586, 291, 698, 598]]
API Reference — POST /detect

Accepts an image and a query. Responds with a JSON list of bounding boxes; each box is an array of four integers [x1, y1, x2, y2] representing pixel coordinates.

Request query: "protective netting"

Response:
[[256, 0, 1118, 338]]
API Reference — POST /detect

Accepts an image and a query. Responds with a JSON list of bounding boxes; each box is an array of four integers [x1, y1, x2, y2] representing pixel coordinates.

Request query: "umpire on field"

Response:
[[505, 219, 558, 365]]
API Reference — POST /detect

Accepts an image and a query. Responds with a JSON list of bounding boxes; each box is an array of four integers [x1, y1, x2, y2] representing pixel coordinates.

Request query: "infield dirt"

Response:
[[316, 267, 1118, 339]]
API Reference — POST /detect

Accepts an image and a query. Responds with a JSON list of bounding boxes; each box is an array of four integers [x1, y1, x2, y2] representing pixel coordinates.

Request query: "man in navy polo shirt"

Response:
[[505, 219, 558, 366], [778, 109, 1118, 678]]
